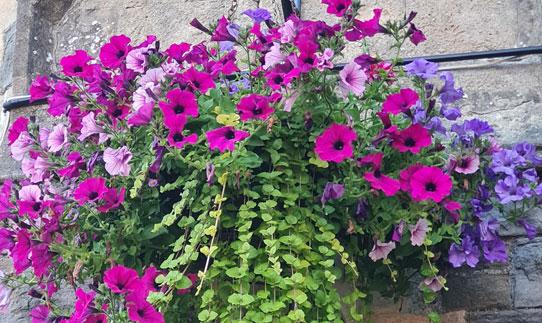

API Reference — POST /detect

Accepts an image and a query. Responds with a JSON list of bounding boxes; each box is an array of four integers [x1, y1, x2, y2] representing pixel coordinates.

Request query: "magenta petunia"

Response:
[[7, 116, 29, 145], [57, 152, 85, 179], [29, 75, 53, 102], [382, 88, 419, 115], [322, 0, 352, 17], [391, 124, 431, 154], [30, 243, 52, 278], [167, 126, 198, 150], [73, 177, 108, 205], [47, 124, 68, 153], [30, 304, 50, 323], [358, 152, 383, 169], [211, 16, 237, 42], [409, 166, 453, 203], [126, 290, 165, 323], [368, 240, 396, 261], [236, 94, 274, 121], [103, 265, 140, 294], [47, 82, 77, 117], [68, 288, 96, 322], [363, 171, 401, 197], [345, 8, 382, 41], [181, 67, 215, 93], [409, 23, 426, 45], [159, 89, 199, 129], [205, 126, 249, 152], [12, 229, 31, 274], [103, 146, 132, 177], [128, 102, 154, 127], [60, 50, 92, 77], [97, 187, 126, 213], [105, 101, 130, 122], [99, 34, 132, 68], [0, 228, 14, 252], [0, 181, 14, 221], [339, 62, 367, 97], [443, 199, 462, 223], [315, 124, 357, 163], [409, 218, 430, 246], [17, 185, 45, 219]]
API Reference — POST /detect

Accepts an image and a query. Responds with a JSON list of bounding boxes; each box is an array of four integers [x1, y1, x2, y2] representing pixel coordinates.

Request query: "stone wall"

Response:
[[1, 0, 542, 322]]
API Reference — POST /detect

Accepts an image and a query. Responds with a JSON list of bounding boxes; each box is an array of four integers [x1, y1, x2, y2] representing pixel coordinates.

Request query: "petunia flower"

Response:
[[29, 75, 53, 102], [315, 124, 357, 163], [481, 238, 507, 263], [97, 187, 126, 213], [451, 154, 480, 174], [7, 116, 29, 145], [0, 228, 14, 253], [126, 46, 149, 73], [263, 43, 286, 70], [408, 23, 426, 45], [0, 181, 14, 221], [57, 152, 85, 179], [404, 59, 438, 79], [439, 72, 463, 105], [494, 175, 531, 204], [103, 146, 132, 176], [78, 112, 109, 144], [236, 94, 274, 121], [409, 166, 452, 203], [392, 221, 405, 242], [30, 304, 50, 323], [10, 131, 33, 161], [382, 88, 419, 115], [243, 8, 272, 23], [48, 82, 77, 116], [67, 288, 96, 322], [60, 50, 92, 77], [322, 0, 352, 17], [99, 34, 132, 68], [448, 235, 479, 268], [443, 200, 462, 223], [421, 276, 445, 292], [17, 185, 45, 219], [30, 243, 52, 278], [167, 126, 198, 150], [180, 67, 215, 93], [0, 270, 11, 314], [409, 218, 430, 246], [368, 240, 396, 261], [364, 171, 401, 197], [211, 17, 237, 42], [205, 126, 249, 152], [73, 177, 108, 205], [126, 290, 165, 323], [391, 124, 431, 154], [345, 8, 382, 41], [12, 229, 32, 274], [517, 219, 537, 240], [47, 124, 68, 153], [339, 62, 367, 97], [103, 265, 140, 294], [128, 102, 154, 127], [321, 182, 345, 205], [159, 89, 199, 129]]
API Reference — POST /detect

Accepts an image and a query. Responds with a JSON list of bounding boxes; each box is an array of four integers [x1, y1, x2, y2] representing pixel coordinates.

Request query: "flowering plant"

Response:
[[1, 1, 541, 322]]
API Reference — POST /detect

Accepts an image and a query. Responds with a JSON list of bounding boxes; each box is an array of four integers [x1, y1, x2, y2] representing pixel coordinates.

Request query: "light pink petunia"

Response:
[[0, 270, 11, 314], [368, 240, 396, 261], [126, 47, 149, 73], [339, 62, 367, 97], [264, 43, 286, 70], [409, 218, 430, 246], [47, 124, 68, 153], [10, 131, 33, 161], [103, 146, 132, 177], [78, 112, 109, 144]]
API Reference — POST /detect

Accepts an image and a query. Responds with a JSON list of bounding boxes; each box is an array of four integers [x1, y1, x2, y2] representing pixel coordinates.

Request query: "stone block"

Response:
[[467, 309, 542, 323], [442, 264, 512, 311], [511, 237, 542, 308]]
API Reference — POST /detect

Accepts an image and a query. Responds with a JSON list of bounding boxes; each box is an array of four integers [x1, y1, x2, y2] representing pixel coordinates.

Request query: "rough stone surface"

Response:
[[467, 308, 542, 323], [511, 238, 542, 308]]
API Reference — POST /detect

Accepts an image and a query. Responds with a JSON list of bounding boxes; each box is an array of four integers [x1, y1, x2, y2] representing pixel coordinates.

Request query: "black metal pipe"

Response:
[[3, 45, 542, 112], [281, 0, 294, 20]]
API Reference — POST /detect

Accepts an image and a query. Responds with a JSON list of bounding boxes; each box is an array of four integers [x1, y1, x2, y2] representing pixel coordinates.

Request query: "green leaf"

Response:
[[237, 151, 263, 168], [198, 310, 218, 322], [227, 293, 255, 306], [225, 267, 246, 279], [287, 289, 308, 304]]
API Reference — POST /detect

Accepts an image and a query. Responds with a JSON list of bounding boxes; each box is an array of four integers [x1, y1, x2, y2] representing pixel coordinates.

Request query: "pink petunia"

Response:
[[30, 304, 50, 323], [60, 50, 92, 77], [345, 8, 382, 41], [103, 146, 132, 177], [47, 82, 77, 117], [30, 243, 52, 278], [97, 187, 126, 213], [47, 124, 68, 153], [0, 181, 14, 221], [316, 48, 334, 71], [409, 166, 453, 203], [181, 67, 215, 93], [126, 46, 149, 73], [409, 218, 430, 246], [391, 124, 431, 154], [339, 62, 367, 97], [399, 164, 424, 191], [17, 185, 44, 218], [7, 116, 29, 145], [421, 276, 445, 292], [322, 0, 352, 17], [126, 290, 165, 323], [167, 126, 198, 150], [315, 124, 357, 163], [0, 271, 11, 314], [29, 75, 53, 102], [128, 102, 154, 127], [10, 131, 33, 161], [73, 177, 108, 205], [0, 228, 14, 252], [57, 152, 85, 178], [99, 34, 132, 68], [382, 88, 419, 115], [363, 171, 401, 197], [205, 126, 249, 152], [236, 94, 274, 121], [12, 229, 32, 274], [159, 89, 199, 129], [103, 265, 140, 294], [368, 240, 396, 261], [78, 112, 109, 144], [452, 154, 480, 174], [263, 43, 286, 70]]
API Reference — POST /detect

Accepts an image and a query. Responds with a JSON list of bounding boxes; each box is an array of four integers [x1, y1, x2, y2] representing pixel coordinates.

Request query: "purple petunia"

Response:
[[439, 72, 463, 105], [321, 182, 345, 205], [243, 8, 272, 23], [404, 59, 438, 79], [448, 235, 479, 268], [481, 238, 507, 263], [494, 175, 531, 204], [491, 149, 525, 176]]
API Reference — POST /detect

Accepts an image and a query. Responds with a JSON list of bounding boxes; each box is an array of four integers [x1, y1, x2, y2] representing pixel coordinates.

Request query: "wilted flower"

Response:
[[410, 218, 430, 246], [368, 240, 396, 261], [321, 182, 345, 205]]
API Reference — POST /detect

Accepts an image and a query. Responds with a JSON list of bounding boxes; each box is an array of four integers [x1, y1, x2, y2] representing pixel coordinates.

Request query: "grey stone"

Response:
[[0, 22, 16, 95], [442, 264, 512, 311], [511, 237, 542, 308], [467, 309, 542, 323], [501, 207, 542, 239]]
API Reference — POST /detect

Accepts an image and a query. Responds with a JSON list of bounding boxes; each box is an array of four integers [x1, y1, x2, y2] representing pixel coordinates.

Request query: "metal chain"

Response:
[[227, 0, 238, 20]]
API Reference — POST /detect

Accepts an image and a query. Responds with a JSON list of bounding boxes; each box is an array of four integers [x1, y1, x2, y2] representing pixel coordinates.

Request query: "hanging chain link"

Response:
[[227, 0, 239, 20]]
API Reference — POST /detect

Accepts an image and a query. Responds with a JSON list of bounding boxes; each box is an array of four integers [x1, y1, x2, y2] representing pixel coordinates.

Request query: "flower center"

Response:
[[373, 169, 381, 178], [112, 109, 123, 117], [273, 75, 283, 84], [459, 158, 470, 168], [425, 182, 437, 192], [73, 66, 83, 73], [193, 80, 201, 88], [336, 4, 346, 11], [333, 140, 344, 150], [173, 105, 184, 114], [225, 130, 235, 140], [116, 50, 125, 59], [253, 106, 262, 115], [173, 133, 184, 142], [137, 309, 146, 317], [88, 192, 99, 200], [32, 202, 42, 212], [404, 137, 416, 147]]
